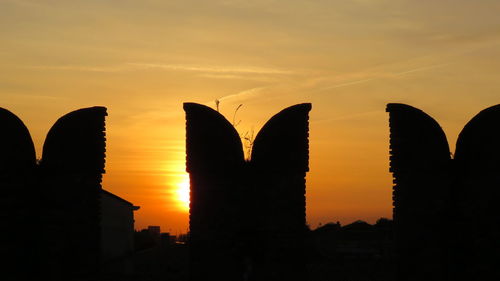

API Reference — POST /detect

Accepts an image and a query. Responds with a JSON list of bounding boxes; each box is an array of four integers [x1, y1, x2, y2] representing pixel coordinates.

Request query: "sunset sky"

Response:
[[1, 0, 500, 233]]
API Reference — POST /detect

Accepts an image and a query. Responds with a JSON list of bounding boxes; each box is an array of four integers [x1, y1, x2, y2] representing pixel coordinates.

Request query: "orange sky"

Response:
[[1, 0, 500, 233]]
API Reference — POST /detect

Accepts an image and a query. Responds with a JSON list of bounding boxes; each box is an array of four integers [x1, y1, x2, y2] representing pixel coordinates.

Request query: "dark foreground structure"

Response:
[[184, 103, 311, 281], [387, 103, 500, 281], [0, 107, 107, 280]]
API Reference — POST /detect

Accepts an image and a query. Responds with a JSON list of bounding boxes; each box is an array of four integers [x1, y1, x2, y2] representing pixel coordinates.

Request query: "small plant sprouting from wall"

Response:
[[215, 99, 220, 112], [214, 100, 255, 161], [231, 103, 254, 161], [242, 128, 254, 161], [232, 104, 242, 127]]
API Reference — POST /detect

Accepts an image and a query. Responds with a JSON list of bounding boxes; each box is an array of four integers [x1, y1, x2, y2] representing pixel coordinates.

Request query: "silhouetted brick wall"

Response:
[[0, 107, 107, 280], [185, 103, 311, 281], [387, 103, 500, 281]]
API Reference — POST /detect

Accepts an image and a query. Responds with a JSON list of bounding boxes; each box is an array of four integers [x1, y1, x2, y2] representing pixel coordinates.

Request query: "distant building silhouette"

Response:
[[309, 219, 394, 281], [148, 225, 162, 243], [100, 189, 140, 264], [312, 220, 393, 260], [387, 103, 500, 281], [0, 107, 107, 280], [184, 103, 311, 281]]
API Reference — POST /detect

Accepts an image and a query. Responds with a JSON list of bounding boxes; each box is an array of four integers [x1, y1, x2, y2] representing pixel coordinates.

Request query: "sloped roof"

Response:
[[101, 189, 140, 210]]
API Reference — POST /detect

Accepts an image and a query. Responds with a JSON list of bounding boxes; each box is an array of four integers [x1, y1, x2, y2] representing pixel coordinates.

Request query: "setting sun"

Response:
[[2, 0, 499, 234], [175, 173, 190, 212]]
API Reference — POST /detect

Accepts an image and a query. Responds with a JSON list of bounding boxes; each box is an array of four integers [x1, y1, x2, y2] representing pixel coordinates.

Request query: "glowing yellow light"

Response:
[[175, 173, 190, 211]]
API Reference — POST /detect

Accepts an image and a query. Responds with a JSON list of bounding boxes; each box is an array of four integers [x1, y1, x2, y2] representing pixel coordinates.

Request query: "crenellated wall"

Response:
[[387, 103, 500, 281], [0, 107, 107, 280], [184, 103, 311, 281]]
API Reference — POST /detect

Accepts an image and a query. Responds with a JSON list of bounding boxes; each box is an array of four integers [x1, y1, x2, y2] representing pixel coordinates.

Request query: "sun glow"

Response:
[[175, 173, 190, 212]]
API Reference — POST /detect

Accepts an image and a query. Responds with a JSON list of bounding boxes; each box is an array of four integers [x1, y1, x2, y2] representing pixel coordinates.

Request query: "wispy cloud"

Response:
[[23, 63, 295, 76], [218, 87, 266, 102], [322, 78, 375, 90], [24, 65, 131, 73], [198, 73, 277, 81], [209, 63, 449, 104], [201, 86, 267, 107], [319, 63, 450, 92], [0, 92, 66, 101], [127, 63, 294, 75], [393, 63, 449, 76]]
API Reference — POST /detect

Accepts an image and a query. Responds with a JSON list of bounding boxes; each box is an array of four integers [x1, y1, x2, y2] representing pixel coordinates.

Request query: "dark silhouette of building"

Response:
[[0, 107, 38, 281], [451, 104, 500, 281], [0, 107, 107, 280], [311, 220, 393, 261], [387, 103, 500, 281], [147, 225, 162, 244], [184, 103, 311, 281], [308, 219, 394, 281], [386, 103, 451, 281], [100, 189, 140, 264]]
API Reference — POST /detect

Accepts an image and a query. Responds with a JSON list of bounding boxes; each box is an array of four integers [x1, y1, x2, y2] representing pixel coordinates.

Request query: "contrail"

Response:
[[320, 63, 450, 92], [394, 63, 449, 76], [203, 87, 266, 106], [219, 87, 265, 102], [321, 78, 375, 91], [128, 63, 293, 75]]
